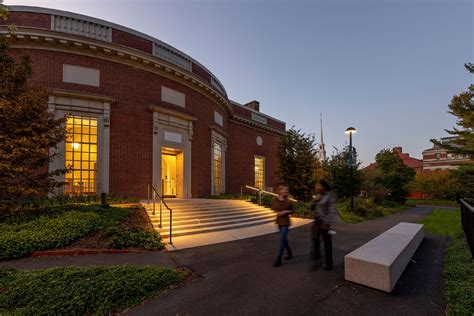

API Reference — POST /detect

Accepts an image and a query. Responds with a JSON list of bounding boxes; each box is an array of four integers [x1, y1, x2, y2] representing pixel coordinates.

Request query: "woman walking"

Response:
[[311, 179, 336, 271], [271, 183, 294, 267]]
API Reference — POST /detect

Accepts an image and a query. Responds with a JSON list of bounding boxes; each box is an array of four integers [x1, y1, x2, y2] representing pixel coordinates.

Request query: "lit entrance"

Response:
[[161, 147, 184, 198]]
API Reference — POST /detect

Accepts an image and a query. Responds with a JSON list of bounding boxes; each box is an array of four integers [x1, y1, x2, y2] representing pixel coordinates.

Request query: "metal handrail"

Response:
[[240, 184, 297, 205], [460, 199, 474, 258], [148, 184, 173, 244]]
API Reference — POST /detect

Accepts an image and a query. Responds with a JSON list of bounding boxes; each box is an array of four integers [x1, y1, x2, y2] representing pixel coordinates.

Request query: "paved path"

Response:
[[0, 206, 447, 315], [126, 206, 446, 315]]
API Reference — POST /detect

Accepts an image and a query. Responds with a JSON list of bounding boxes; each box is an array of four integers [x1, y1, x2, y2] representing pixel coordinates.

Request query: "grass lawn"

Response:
[[421, 209, 474, 316], [406, 199, 459, 207], [0, 265, 184, 315], [0, 204, 163, 260]]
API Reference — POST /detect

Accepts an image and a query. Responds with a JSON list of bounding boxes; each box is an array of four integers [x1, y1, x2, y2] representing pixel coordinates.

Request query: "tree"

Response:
[[432, 63, 473, 157], [410, 171, 460, 200], [277, 128, 317, 201], [326, 146, 363, 199], [361, 168, 390, 204], [0, 11, 66, 212], [373, 149, 416, 203]]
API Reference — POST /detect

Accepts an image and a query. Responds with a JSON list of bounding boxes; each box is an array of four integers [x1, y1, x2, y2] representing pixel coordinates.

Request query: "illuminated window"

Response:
[[213, 143, 223, 194], [65, 115, 98, 194], [255, 156, 265, 190]]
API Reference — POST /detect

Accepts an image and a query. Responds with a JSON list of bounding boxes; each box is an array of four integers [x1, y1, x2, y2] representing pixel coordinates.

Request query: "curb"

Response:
[[29, 249, 149, 257]]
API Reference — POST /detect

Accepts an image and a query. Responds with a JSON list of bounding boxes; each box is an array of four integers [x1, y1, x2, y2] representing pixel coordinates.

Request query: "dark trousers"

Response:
[[312, 220, 333, 268], [277, 225, 292, 259]]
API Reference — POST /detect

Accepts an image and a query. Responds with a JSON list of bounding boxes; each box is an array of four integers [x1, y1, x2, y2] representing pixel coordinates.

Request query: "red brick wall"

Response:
[[4, 12, 51, 29], [192, 63, 211, 82], [112, 29, 153, 54], [226, 120, 282, 194], [8, 49, 237, 198], [7, 48, 288, 198]]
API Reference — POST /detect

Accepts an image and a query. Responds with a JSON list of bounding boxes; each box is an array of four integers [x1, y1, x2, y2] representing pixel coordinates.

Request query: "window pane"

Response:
[[255, 156, 264, 190], [64, 115, 98, 195]]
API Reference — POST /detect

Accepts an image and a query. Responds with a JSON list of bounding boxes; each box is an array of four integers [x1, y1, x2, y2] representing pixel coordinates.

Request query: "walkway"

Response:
[[0, 206, 446, 315]]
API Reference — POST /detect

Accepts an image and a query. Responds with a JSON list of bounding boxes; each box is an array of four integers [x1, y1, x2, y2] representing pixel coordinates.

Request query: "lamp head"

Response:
[[345, 127, 357, 135]]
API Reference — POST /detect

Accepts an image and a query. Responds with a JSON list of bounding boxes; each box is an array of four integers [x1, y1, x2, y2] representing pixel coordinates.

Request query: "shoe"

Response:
[[284, 252, 293, 260], [273, 258, 282, 267], [323, 266, 333, 271]]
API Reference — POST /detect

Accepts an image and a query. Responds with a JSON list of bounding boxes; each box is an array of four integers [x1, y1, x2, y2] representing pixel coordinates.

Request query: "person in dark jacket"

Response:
[[271, 183, 294, 267], [310, 179, 337, 271]]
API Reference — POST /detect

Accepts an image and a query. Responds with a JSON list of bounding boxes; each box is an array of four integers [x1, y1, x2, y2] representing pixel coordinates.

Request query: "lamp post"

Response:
[[345, 127, 357, 212]]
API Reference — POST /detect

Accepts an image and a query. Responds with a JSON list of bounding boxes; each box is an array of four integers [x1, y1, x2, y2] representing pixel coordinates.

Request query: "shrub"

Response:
[[0, 265, 183, 315], [0, 211, 99, 259], [103, 227, 163, 250]]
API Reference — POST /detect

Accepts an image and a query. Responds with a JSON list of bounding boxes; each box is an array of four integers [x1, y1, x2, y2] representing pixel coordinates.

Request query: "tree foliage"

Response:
[[0, 26, 66, 212], [277, 128, 317, 201], [410, 171, 460, 200], [326, 146, 363, 199], [432, 63, 473, 157], [372, 149, 416, 203]]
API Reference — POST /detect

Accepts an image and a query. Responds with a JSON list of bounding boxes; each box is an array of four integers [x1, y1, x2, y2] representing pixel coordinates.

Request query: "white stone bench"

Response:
[[344, 222, 424, 292]]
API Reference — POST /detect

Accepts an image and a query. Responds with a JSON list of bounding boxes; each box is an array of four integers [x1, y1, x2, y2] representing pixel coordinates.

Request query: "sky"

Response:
[[6, 0, 473, 166]]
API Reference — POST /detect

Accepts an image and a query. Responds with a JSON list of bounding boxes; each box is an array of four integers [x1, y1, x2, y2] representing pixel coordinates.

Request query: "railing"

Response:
[[460, 199, 474, 258], [148, 184, 173, 244], [240, 185, 297, 205]]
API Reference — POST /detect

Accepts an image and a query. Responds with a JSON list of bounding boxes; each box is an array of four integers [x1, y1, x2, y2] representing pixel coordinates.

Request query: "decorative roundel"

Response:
[[256, 136, 263, 146]]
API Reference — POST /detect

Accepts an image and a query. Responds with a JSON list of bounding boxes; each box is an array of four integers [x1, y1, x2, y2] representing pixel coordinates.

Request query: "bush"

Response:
[[338, 198, 384, 219], [0, 265, 184, 315], [103, 227, 163, 250], [0, 205, 133, 259], [0, 211, 100, 259]]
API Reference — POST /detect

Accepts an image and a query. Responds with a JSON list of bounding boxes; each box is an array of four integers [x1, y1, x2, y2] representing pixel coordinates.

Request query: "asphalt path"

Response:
[[127, 206, 446, 316]]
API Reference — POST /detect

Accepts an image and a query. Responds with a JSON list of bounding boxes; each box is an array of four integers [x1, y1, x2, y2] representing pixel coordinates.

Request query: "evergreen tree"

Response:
[[431, 63, 474, 199], [277, 128, 317, 201], [326, 146, 363, 199], [432, 63, 473, 156], [373, 149, 415, 203], [0, 12, 66, 212]]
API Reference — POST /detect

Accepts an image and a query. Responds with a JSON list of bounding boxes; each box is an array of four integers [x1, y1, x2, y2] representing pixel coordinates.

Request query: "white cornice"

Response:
[[1, 28, 233, 116], [7, 5, 227, 95], [231, 115, 286, 136]]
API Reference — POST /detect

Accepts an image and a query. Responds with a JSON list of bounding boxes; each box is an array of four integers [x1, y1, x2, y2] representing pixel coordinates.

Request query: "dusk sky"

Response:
[[6, 0, 473, 166]]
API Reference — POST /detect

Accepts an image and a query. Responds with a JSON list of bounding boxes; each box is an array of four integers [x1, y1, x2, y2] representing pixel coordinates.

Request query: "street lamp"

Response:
[[345, 127, 357, 212]]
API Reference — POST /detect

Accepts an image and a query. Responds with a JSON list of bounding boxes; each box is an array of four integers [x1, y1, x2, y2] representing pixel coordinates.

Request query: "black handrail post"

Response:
[[159, 200, 163, 229], [147, 184, 150, 204], [152, 190, 155, 216], [169, 209, 173, 244]]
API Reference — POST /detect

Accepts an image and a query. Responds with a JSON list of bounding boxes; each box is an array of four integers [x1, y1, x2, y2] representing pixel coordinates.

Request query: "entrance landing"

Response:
[[141, 199, 312, 250]]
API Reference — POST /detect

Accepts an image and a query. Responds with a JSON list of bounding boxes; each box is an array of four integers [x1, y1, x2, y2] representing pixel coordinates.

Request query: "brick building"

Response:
[[2, 6, 285, 198], [422, 137, 471, 172], [364, 147, 423, 173]]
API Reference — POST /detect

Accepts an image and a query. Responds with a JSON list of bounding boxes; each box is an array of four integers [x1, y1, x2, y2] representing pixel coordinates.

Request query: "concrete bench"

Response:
[[344, 222, 424, 292]]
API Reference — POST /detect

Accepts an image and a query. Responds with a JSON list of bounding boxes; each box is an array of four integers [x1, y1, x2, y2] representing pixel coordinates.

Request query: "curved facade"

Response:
[[2, 6, 286, 198]]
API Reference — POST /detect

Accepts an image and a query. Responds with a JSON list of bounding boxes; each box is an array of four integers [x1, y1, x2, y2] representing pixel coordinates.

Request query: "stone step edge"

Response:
[[157, 217, 276, 238], [154, 212, 275, 230], [149, 210, 274, 224]]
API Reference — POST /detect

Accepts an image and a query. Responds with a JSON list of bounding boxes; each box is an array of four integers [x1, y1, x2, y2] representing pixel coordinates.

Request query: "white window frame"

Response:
[[48, 94, 111, 195]]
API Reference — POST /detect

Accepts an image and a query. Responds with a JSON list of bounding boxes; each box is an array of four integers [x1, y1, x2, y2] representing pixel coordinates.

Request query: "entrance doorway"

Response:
[[161, 147, 184, 198]]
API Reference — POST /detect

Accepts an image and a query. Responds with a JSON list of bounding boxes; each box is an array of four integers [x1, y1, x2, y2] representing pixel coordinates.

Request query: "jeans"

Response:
[[312, 220, 333, 268], [277, 225, 292, 259]]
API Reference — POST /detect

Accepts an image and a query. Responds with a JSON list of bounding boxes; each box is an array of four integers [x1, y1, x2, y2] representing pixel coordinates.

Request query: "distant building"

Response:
[[422, 137, 471, 172], [364, 147, 423, 173]]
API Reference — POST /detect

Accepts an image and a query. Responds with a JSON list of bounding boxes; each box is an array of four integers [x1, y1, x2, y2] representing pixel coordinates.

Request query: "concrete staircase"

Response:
[[142, 199, 275, 239]]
